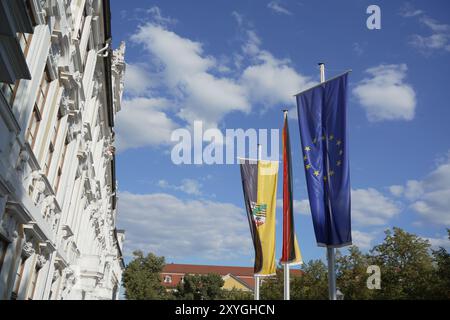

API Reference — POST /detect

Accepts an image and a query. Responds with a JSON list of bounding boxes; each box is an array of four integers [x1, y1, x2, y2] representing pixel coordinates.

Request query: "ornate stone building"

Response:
[[0, 0, 125, 300]]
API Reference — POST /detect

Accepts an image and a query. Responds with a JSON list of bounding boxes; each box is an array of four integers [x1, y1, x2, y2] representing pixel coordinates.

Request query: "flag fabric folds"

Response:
[[240, 159, 278, 275], [295, 72, 352, 248], [281, 113, 302, 265]]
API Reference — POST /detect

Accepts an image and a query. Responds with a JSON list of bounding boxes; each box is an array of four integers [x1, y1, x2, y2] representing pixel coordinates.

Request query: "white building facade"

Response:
[[0, 0, 125, 300]]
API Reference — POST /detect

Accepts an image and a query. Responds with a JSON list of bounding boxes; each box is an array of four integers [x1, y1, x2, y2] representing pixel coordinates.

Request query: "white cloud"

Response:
[[118, 9, 313, 151], [267, 1, 292, 15], [158, 178, 202, 196], [117, 192, 252, 260], [231, 11, 244, 27], [400, 4, 450, 54], [241, 51, 314, 109], [277, 187, 402, 226], [351, 188, 402, 226], [426, 235, 450, 250], [131, 23, 250, 127], [352, 42, 364, 56], [239, 26, 314, 109], [352, 230, 376, 249], [277, 198, 311, 215], [115, 97, 177, 152], [124, 63, 155, 96], [392, 152, 450, 226], [146, 6, 177, 26], [399, 3, 424, 18], [352, 64, 416, 122], [404, 180, 424, 200], [389, 185, 404, 197]]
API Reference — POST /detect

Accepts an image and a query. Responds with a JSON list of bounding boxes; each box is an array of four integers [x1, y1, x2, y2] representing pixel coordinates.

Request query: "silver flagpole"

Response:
[[254, 276, 260, 300], [319, 62, 337, 301], [254, 144, 262, 301], [282, 110, 290, 301], [284, 263, 290, 300]]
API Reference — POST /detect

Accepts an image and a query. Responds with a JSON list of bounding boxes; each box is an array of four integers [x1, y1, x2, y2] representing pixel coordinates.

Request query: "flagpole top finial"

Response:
[[282, 109, 288, 113], [318, 62, 325, 66]]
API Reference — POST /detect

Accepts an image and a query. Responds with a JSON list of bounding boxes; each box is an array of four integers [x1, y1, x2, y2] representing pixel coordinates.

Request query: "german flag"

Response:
[[240, 158, 278, 276], [280, 111, 302, 265]]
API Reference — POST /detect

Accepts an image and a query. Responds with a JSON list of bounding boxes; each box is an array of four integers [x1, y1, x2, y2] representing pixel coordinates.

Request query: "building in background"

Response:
[[161, 264, 304, 292], [0, 0, 125, 300]]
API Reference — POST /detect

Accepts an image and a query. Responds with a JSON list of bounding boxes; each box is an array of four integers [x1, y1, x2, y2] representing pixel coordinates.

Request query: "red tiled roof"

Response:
[[162, 264, 255, 276], [161, 264, 304, 290]]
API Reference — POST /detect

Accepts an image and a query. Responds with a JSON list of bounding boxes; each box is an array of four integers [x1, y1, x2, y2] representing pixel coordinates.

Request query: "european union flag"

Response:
[[295, 72, 351, 248]]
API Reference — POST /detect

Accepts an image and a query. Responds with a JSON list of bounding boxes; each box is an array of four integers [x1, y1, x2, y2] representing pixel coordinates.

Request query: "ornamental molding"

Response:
[[29, 171, 47, 206], [36, 254, 47, 269], [16, 148, 29, 172], [22, 241, 35, 258]]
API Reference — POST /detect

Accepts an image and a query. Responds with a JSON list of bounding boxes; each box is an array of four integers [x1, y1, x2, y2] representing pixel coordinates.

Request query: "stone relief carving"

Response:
[[36, 255, 47, 269], [0, 212, 19, 241], [29, 172, 46, 206], [16, 148, 29, 172], [42, 195, 56, 223], [22, 241, 35, 258]]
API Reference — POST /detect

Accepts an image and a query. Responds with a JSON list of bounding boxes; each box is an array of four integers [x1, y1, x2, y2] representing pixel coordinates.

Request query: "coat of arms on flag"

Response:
[[251, 202, 267, 226]]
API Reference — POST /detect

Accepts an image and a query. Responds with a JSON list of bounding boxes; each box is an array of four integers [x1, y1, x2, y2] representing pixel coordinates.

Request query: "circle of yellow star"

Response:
[[303, 155, 307, 161], [305, 146, 311, 151], [313, 170, 320, 176], [305, 164, 311, 170]]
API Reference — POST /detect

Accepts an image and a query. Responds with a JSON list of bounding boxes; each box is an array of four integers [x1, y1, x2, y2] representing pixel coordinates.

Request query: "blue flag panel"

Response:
[[296, 73, 352, 248]]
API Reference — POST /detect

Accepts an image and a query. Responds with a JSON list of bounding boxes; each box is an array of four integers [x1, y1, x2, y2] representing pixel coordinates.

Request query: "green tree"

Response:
[[122, 250, 167, 300], [174, 274, 224, 300], [370, 227, 435, 299], [291, 259, 328, 299], [260, 268, 283, 300], [221, 288, 253, 300], [336, 246, 374, 300], [429, 229, 450, 299]]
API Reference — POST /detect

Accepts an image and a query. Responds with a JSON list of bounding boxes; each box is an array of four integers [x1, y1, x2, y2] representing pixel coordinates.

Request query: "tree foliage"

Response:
[[260, 227, 450, 300], [123, 228, 450, 300], [173, 274, 224, 300], [122, 250, 167, 300]]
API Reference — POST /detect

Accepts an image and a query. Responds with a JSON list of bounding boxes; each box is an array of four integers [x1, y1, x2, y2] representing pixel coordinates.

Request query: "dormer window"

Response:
[[164, 275, 172, 283]]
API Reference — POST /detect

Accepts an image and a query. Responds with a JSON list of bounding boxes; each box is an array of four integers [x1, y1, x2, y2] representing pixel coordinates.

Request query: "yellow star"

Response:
[[303, 155, 307, 161], [313, 170, 320, 177], [329, 170, 335, 176], [329, 134, 334, 140], [323, 176, 327, 182], [339, 150, 343, 155], [305, 164, 311, 170], [337, 160, 342, 166], [321, 135, 326, 140], [313, 138, 317, 144], [305, 146, 311, 151], [336, 140, 342, 146]]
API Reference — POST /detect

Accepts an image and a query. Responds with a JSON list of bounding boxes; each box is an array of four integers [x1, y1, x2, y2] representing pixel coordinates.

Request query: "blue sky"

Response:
[[110, 0, 450, 267]]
